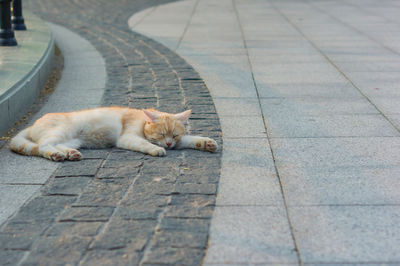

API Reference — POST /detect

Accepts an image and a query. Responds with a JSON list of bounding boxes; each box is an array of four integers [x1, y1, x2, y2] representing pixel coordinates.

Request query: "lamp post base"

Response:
[[0, 29, 17, 46], [12, 16, 27, 30]]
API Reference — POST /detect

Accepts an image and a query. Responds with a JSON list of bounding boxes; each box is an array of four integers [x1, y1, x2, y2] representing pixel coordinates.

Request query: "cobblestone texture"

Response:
[[0, 0, 222, 265]]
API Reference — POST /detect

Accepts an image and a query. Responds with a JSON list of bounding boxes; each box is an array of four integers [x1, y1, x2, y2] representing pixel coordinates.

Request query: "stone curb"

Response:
[[0, 11, 54, 135]]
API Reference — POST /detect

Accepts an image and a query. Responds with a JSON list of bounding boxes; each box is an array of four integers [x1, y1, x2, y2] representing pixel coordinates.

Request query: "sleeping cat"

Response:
[[10, 107, 217, 161]]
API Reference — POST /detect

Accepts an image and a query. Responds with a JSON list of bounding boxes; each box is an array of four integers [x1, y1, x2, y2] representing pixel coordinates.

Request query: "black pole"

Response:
[[12, 0, 26, 30], [0, 0, 17, 46]]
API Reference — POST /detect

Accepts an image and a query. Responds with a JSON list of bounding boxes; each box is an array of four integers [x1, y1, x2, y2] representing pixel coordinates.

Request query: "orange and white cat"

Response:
[[10, 107, 217, 161]]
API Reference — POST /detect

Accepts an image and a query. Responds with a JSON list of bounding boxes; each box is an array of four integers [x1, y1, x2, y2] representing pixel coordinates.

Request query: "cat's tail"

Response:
[[9, 127, 39, 156]]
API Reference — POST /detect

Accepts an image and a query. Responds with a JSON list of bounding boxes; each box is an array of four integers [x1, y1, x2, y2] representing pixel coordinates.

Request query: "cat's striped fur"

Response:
[[10, 107, 217, 161]]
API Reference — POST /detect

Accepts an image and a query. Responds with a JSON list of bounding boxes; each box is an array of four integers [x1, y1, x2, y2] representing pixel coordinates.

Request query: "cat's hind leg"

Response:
[[55, 139, 82, 161], [117, 134, 166, 156], [36, 133, 68, 161], [175, 135, 218, 152]]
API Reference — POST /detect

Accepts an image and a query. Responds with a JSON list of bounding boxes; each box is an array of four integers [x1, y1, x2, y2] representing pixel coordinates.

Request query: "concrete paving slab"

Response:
[[260, 96, 399, 137], [271, 137, 400, 205], [282, 166, 400, 206], [391, 114, 400, 129], [186, 59, 257, 99], [216, 138, 282, 206], [254, 71, 350, 84], [0, 185, 41, 225], [261, 95, 380, 115], [0, 148, 58, 184], [213, 97, 262, 117], [220, 116, 266, 138], [251, 61, 339, 74], [217, 164, 281, 206], [177, 46, 248, 56], [271, 137, 400, 170], [264, 113, 399, 138], [257, 82, 362, 99], [289, 206, 400, 263], [204, 206, 298, 265]]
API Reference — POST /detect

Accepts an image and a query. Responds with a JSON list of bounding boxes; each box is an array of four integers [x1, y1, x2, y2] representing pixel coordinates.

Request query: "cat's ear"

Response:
[[175, 110, 191, 123], [143, 110, 160, 122]]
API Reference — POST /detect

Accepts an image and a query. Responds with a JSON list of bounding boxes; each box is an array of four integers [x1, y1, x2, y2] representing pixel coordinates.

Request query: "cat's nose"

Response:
[[166, 142, 172, 147]]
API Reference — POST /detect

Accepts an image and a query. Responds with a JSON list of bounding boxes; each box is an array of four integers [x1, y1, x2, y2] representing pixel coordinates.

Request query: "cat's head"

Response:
[[143, 109, 191, 149]]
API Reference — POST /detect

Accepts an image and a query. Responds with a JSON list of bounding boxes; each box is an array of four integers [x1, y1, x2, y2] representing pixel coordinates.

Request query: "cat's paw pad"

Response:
[[149, 146, 166, 157], [48, 152, 66, 162], [66, 149, 82, 161], [205, 139, 218, 152]]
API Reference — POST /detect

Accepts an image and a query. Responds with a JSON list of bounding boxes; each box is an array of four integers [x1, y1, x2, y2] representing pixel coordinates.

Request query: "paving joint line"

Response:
[[232, 0, 302, 265], [175, 0, 200, 51]]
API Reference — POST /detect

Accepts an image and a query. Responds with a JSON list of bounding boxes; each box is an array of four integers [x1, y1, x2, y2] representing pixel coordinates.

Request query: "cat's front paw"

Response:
[[204, 138, 218, 152], [149, 146, 166, 157], [196, 138, 218, 152]]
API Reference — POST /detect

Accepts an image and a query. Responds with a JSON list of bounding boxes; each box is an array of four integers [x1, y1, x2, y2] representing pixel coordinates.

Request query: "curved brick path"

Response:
[[1, 0, 222, 265]]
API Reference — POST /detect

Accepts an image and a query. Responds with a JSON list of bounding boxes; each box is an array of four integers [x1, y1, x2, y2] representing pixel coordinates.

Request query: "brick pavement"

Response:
[[0, 0, 222, 265]]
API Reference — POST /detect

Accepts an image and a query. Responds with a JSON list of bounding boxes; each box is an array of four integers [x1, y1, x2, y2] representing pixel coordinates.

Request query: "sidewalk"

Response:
[[1, 0, 400, 265], [130, 0, 400, 264]]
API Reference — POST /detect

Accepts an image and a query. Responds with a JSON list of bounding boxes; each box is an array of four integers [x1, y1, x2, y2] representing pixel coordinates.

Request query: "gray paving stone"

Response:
[[0, 185, 41, 226], [220, 116, 267, 138], [44, 176, 91, 196], [216, 138, 283, 206], [174, 183, 217, 195], [12, 196, 76, 223], [55, 159, 103, 177], [58, 206, 114, 222], [391, 114, 400, 129], [159, 218, 210, 233], [257, 82, 362, 99], [271, 137, 400, 205], [96, 165, 140, 179], [205, 206, 298, 264], [265, 113, 398, 138], [165, 194, 215, 219], [364, 96, 400, 115], [152, 230, 208, 249], [72, 178, 130, 207], [45, 221, 103, 237], [79, 149, 110, 159], [80, 249, 141, 266], [290, 206, 400, 263], [260, 96, 400, 137], [142, 247, 204, 265], [20, 235, 92, 266], [0, 250, 26, 266], [213, 97, 262, 117], [0, 232, 36, 250], [89, 218, 156, 250], [0, 148, 58, 184], [261, 96, 379, 116], [217, 164, 282, 206]]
